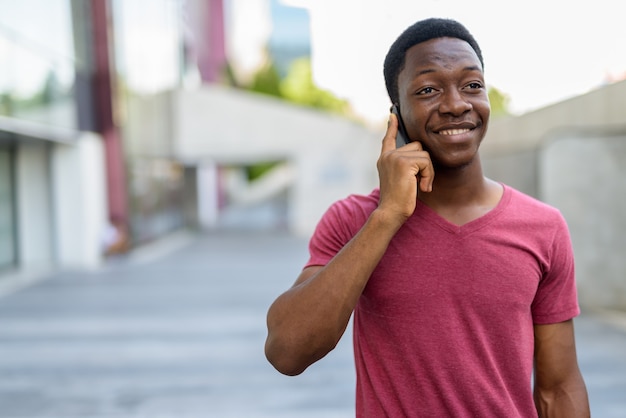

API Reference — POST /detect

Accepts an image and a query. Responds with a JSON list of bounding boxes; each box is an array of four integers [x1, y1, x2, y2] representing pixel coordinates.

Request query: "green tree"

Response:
[[245, 160, 280, 181], [279, 58, 349, 115], [249, 61, 282, 97], [232, 55, 350, 117], [488, 86, 510, 117]]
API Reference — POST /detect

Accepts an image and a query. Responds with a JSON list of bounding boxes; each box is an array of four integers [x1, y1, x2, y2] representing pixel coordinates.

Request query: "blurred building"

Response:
[[1, 0, 625, 310], [0, 0, 379, 277], [0, 0, 112, 272], [224, 0, 310, 81], [267, 0, 311, 77], [0, 0, 202, 273], [128, 0, 379, 235]]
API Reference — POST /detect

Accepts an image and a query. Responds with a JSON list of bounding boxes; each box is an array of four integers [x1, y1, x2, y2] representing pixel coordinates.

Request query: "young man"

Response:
[[265, 18, 590, 417]]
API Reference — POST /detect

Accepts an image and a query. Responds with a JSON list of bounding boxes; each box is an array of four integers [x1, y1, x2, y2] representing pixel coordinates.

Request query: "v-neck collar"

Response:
[[412, 183, 512, 236]]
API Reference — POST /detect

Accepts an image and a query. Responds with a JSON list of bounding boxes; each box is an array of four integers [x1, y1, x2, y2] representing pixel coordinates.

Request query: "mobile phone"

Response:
[[390, 104, 411, 148]]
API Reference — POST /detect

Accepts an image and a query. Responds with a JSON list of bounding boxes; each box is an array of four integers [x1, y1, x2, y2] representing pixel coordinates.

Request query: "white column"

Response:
[[197, 161, 220, 230], [15, 143, 53, 267], [51, 132, 108, 269]]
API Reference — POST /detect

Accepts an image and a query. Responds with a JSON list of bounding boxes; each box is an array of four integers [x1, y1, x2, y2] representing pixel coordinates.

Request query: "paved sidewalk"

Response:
[[0, 231, 624, 417]]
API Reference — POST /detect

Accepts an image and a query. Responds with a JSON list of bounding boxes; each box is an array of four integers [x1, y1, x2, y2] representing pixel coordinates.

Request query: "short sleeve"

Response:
[[305, 192, 377, 268], [531, 213, 581, 324]]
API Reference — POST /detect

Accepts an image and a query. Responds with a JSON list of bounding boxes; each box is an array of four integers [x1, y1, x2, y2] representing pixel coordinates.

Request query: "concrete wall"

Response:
[[482, 148, 538, 197], [481, 79, 626, 310], [483, 79, 626, 152], [541, 133, 626, 309], [129, 85, 380, 236]]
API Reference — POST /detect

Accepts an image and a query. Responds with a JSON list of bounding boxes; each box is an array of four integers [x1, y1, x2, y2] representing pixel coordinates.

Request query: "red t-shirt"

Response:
[[306, 185, 580, 417]]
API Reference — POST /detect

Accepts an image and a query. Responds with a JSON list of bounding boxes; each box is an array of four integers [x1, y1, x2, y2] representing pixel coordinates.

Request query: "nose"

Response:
[[438, 89, 472, 116]]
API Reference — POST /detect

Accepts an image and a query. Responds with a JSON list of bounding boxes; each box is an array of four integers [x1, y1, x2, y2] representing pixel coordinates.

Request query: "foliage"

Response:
[[279, 58, 349, 115], [249, 61, 282, 97], [245, 160, 281, 181], [488, 86, 510, 117], [227, 54, 350, 117]]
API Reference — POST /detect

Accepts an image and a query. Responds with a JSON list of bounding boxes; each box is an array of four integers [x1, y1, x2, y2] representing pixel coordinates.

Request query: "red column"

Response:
[[197, 0, 227, 83], [90, 0, 128, 225]]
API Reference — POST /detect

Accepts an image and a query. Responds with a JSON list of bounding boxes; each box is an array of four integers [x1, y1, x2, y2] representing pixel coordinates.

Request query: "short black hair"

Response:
[[383, 18, 484, 105]]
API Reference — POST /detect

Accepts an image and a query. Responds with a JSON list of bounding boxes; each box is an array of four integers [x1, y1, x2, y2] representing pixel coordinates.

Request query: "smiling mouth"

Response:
[[438, 128, 471, 136]]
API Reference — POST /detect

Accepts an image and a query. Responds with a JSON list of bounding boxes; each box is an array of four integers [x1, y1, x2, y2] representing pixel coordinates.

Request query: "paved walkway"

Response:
[[0, 231, 624, 417]]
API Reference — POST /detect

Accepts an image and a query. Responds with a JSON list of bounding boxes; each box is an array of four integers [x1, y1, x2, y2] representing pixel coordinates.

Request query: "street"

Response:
[[0, 231, 625, 417]]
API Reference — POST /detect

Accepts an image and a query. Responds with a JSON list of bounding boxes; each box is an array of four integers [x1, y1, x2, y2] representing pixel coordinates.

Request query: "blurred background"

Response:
[[0, 0, 625, 416], [1, 0, 624, 309]]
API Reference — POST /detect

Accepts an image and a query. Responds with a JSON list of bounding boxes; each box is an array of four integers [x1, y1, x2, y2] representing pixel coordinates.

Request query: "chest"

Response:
[[360, 225, 544, 320]]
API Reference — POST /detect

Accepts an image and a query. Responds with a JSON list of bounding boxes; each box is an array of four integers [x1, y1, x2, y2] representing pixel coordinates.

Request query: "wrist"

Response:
[[369, 207, 407, 237]]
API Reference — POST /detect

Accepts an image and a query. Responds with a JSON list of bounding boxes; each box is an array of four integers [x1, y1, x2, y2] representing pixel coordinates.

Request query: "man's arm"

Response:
[[264, 208, 404, 376], [264, 114, 434, 376], [533, 319, 590, 417]]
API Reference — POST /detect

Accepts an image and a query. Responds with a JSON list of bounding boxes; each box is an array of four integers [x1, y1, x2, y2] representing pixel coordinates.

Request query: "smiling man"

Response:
[[265, 18, 590, 418]]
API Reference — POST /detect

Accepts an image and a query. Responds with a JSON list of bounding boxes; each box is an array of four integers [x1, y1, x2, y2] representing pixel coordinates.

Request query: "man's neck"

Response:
[[417, 159, 503, 226]]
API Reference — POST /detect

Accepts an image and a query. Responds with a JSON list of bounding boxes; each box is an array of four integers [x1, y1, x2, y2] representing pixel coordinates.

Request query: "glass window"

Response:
[[0, 0, 77, 129], [112, 0, 184, 94], [0, 148, 15, 269]]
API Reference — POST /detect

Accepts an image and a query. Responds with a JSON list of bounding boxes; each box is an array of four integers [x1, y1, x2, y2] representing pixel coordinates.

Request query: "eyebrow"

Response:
[[411, 65, 482, 77], [463, 65, 483, 72]]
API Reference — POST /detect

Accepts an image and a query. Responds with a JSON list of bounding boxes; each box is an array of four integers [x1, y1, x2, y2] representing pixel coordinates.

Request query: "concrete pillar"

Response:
[[51, 133, 108, 269]]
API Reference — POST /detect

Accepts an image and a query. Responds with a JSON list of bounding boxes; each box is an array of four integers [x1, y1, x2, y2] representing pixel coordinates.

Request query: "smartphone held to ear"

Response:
[[390, 105, 411, 148]]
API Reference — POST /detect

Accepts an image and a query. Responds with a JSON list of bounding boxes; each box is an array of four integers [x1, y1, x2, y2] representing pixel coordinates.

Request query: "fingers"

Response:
[[396, 149, 434, 193], [417, 159, 434, 193], [379, 112, 434, 193]]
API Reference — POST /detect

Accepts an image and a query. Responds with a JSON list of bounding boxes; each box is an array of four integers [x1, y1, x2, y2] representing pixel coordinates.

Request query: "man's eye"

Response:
[[417, 87, 434, 95], [467, 82, 483, 89]]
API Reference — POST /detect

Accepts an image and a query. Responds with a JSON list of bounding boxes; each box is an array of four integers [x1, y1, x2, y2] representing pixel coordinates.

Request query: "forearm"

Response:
[[534, 379, 590, 417], [265, 208, 404, 375], [533, 321, 590, 418]]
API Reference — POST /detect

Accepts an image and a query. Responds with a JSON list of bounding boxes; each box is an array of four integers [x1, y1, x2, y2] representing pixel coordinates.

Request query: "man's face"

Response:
[[397, 37, 490, 170]]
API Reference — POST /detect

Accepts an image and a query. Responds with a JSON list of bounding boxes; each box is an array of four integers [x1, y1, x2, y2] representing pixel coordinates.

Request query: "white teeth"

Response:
[[439, 128, 470, 136]]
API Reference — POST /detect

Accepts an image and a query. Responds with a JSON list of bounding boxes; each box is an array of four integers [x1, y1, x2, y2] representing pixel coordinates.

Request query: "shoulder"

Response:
[[315, 189, 379, 237], [306, 189, 379, 266], [499, 184, 572, 250], [503, 184, 564, 223], [325, 188, 379, 219]]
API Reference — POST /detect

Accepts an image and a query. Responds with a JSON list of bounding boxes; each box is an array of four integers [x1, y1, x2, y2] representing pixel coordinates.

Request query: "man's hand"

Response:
[[376, 112, 434, 222]]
